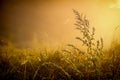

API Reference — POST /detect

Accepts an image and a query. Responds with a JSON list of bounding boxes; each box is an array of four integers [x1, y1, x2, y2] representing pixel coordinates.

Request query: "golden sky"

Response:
[[1, 0, 120, 48]]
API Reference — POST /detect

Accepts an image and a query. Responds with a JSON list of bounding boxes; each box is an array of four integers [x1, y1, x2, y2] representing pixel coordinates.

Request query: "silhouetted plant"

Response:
[[73, 9, 103, 56], [64, 9, 104, 78]]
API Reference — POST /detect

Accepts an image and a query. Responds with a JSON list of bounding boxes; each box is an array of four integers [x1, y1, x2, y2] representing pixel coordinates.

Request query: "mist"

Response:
[[1, 0, 120, 48]]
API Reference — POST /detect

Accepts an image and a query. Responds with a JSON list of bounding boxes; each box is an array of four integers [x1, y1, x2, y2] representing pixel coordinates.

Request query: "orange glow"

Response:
[[2, 0, 120, 48]]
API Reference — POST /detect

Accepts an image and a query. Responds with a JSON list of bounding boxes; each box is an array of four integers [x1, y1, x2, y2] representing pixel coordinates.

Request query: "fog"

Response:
[[1, 0, 120, 48]]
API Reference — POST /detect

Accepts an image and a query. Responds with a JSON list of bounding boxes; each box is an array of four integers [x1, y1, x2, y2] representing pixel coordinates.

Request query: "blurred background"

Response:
[[1, 0, 120, 48]]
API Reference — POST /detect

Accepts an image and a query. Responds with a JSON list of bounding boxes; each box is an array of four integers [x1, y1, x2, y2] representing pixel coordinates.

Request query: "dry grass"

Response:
[[0, 10, 120, 80], [0, 40, 120, 80]]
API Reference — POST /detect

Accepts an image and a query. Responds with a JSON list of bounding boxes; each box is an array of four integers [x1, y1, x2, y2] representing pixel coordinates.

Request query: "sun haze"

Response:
[[1, 0, 120, 48]]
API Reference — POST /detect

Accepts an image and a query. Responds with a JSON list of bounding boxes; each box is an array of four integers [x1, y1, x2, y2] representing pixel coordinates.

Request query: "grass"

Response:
[[0, 39, 120, 80], [0, 10, 120, 80]]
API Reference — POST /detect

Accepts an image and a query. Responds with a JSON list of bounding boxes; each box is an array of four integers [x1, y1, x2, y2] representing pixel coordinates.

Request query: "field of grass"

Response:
[[0, 10, 120, 80], [0, 40, 120, 80]]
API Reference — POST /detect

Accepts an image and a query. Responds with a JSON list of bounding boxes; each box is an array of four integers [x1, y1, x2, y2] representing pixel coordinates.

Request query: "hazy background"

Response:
[[1, 0, 120, 48]]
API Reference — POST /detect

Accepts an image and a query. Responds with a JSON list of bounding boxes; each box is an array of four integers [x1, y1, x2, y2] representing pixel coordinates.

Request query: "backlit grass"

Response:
[[0, 10, 120, 80]]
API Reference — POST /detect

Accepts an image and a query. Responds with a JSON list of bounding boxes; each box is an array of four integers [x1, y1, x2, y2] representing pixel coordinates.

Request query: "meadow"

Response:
[[0, 10, 120, 80]]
